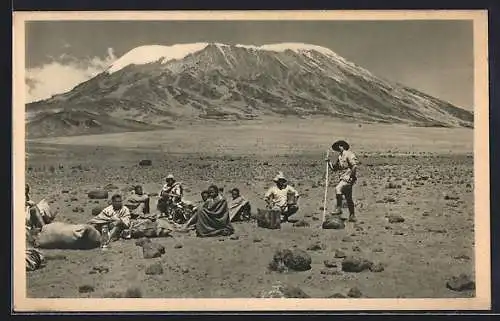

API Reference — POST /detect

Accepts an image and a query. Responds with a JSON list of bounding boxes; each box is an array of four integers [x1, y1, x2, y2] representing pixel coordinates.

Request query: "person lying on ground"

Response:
[[264, 172, 300, 223], [325, 140, 359, 222], [229, 188, 251, 222], [125, 185, 150, 218], [195, 184, 234, 237], [88, 194, 131, 244], [157, 174, 183, 217]]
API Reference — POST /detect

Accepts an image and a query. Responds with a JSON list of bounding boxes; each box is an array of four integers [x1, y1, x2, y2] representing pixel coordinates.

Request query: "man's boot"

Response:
[[332, 194, 343, 215], [347, 202, 356, 222]]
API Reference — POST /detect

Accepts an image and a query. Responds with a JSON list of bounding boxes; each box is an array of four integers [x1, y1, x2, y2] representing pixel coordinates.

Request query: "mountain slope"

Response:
[[26, 42, 474, 138]]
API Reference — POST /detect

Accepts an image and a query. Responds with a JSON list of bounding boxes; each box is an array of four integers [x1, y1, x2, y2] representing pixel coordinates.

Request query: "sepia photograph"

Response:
[[13, 10, 490, 312]]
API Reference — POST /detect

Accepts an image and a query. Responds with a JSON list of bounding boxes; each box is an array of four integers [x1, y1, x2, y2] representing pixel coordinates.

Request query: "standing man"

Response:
[[264, 172, 300, 222], [325, 140, 359, 222]]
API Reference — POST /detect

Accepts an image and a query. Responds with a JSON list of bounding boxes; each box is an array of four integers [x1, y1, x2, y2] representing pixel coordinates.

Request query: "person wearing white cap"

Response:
[[264, 172, 300, 222], [157, 174, 184, 217]]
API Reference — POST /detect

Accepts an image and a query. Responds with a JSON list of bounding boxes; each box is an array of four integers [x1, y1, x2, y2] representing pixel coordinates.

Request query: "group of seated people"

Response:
[[25, 171, 300, 247]]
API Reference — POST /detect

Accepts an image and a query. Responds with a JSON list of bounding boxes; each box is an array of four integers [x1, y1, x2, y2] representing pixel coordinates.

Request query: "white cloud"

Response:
[[25, 48, 116, 103]]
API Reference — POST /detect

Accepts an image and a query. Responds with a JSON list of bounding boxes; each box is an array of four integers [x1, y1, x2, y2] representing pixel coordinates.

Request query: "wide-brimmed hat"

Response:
[[273, 172, 287, 183], [166, 174, 174, 180], [331, 140, 350, 152]]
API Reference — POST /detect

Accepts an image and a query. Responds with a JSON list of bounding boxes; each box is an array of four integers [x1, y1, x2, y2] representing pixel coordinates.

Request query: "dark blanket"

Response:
[[195, 195, 234, 237]]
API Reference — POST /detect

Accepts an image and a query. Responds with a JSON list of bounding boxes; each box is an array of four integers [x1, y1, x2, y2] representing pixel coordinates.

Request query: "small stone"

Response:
[[342, 236, 354, 242], [341, 256, 373, 272], [352, 246, 361, 252], [320, 269, 340, 275], [61, 190, 70, 194], [145, 262, 163, 275], [328, 293, 347, 298], [230, 235, 240, 240], [174, 244, 183, 249], [347, 287, 362, 298], [135, 237, 151, 247], [142, 242, 165, 259], [453, 254, 471, 260], [335, 250, 347, 258], [182, 267, 189, 274], [307, 242, 324, 251], [323, 260, 337, 268], [78, 285, 94, 293], [372, 247, 384, 253], [369, 263, 385, 272], [446, 274, 475, 291], [388, 215, 405, 223], [253, 237, 263, 243], [322, 217, 345, 230]]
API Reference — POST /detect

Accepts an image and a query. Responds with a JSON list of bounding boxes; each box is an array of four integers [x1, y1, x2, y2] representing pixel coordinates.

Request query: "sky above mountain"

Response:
[[25, 20, 473, 109]]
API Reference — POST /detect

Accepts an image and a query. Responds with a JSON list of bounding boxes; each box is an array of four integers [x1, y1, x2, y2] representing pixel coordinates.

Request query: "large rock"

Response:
[[142, 242, 165, 259], [347, 287, 363, 298], [446, 274, 475, 291], [341, 256, 373, 272], [269, 248, 312, 272], [322, 216, 345, 229], [87, 190, 109, 200]]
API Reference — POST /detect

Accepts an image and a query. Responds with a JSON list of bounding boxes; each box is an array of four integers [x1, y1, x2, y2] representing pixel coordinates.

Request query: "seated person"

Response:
[[194, 185, 234, 237], [264, 172, 300, 222], [25, 183, 50, 230], [88, 194, 131, 244], [125, 185, 150, 218], [157, 174, 183, 217], [228, 188, 251, 222]]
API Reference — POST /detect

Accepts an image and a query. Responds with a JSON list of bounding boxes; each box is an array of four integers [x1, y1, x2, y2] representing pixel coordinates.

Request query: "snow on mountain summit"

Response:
[[107, 42, 344, 74]]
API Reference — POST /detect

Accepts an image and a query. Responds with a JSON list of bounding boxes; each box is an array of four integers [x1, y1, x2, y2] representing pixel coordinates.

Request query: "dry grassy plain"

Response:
[[24, 119, 475, 298]]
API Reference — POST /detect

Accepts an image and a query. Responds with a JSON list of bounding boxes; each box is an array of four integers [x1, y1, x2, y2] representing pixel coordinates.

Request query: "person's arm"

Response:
[[264, 188, 274, 206], [347, 153, 359, 179], [119, 207, 131, 228]]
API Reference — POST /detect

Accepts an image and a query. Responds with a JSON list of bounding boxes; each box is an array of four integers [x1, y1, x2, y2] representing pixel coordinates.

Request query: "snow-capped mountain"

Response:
[[26, 42, 473, 138]]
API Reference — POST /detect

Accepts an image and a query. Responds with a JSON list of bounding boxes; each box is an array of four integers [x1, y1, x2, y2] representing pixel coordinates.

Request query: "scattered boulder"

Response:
[[174, 243, 183, 249], [142, 242, 166, 259], [259, 282, 310, 298], [322, 216, 345, 230], [328, 293, 347, 298], [124, 286, 143, 298], [444, 193, 460, 200], [78, 285, 95, 293], [269, 248, 312, 272], [369, 263, 385, 272], [87, 190, 109, 200], [145, 262, 164, 275], [388, 215, 405, 223], [253, 237, 263, 243], [323, 260, 337, 268], [347, 287, 362, 298], [91, 265, 110, 274], [139, 159, 152, 166], [372, 247, 384, 253], [135, 237, 151, 247], [307, 242, 324, 251], [104, 184, 119, 191], [341, 256, 373, 272], [335, 249, 347, 258], [342, 236, 354, 243], [293, 220, 310, 227], [229, 235, 240, 240], [320, 269, 340, 275], [446, 274, 475, 291], [453, 254, 471, 260]]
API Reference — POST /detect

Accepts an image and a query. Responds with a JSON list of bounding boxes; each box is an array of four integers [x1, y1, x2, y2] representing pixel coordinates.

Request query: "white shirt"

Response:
[[265, 185, 299, 208], [100, 205, 131, 228]]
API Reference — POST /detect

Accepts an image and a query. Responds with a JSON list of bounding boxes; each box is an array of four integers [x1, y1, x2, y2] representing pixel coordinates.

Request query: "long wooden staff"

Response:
[[322, 149, 330, 226]]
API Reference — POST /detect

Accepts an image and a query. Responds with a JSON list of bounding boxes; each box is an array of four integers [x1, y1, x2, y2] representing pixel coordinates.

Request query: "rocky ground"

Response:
[[24, 137, 475, 299]]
